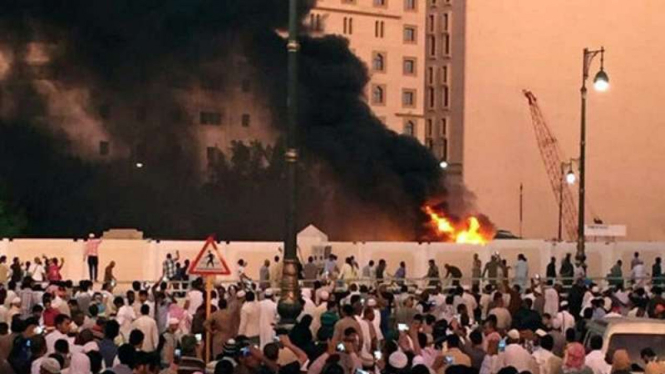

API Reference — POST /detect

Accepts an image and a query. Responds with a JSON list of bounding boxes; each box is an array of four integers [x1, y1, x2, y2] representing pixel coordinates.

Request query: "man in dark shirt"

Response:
[[653, 257, 663, 285], [546, 257, 557, 280], [444, 264, 463, 286], [463, 330, 486, 370]]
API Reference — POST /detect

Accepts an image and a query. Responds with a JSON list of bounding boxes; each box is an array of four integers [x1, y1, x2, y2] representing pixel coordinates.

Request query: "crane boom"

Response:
[[523, 90, 578, 241]]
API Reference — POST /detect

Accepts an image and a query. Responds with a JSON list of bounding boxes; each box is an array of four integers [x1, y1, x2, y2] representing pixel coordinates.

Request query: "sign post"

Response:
[[188, 236, 231, 363]]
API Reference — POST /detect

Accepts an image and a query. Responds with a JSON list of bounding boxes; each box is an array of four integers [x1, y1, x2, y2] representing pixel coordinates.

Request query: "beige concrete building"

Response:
[[309, 0, 465, 178]]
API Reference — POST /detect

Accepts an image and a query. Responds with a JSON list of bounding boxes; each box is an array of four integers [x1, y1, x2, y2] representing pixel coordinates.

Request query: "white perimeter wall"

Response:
[[0, 236, 662, 282]]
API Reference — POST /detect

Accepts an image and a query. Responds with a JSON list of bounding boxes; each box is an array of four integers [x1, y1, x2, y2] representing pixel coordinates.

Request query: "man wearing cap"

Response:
[[500, 329, 538, 373], [333, 304, 364, 349], [204, 298, 234, 357], [161, 317, 182, 367], [555, 301, 575, 336], [258, 289, 277, 349], [365, 298, 383, 344]]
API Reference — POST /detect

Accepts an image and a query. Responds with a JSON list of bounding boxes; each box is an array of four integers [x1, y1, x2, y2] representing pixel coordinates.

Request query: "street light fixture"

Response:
[[577, 46, 609, 263], [565, 167, 576, 185], [439, 160, 449, 170]]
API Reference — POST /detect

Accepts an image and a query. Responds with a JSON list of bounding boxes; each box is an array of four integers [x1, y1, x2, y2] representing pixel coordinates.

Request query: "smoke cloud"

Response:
[[0, 0, 459, 240]]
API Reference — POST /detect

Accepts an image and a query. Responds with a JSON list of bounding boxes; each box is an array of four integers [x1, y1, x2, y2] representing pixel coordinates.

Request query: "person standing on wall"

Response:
[[84, 233, 102, 282]]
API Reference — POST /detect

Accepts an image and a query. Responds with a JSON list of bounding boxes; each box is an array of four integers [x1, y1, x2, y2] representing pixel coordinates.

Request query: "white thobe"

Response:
[[130, 315, 160, 352], [500, 344, 539, 374], [259, 298, 278, 348], [532, 348, 556, 374], [586, 350, 611, 374], [238, 301, 261, 338], [514, 260, 529, 289], [544, 288, 559, 317]]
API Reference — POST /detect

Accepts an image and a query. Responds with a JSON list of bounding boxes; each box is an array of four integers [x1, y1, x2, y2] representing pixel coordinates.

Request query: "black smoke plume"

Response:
[[0, 0, 450, 240]]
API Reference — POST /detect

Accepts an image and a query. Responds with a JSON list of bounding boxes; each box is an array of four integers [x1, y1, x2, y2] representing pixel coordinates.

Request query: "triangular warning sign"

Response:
[[188, 236, 231, 276]]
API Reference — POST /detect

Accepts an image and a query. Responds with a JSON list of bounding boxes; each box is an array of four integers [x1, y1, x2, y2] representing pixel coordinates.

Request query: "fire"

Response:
[[424, 206, 492, 245]]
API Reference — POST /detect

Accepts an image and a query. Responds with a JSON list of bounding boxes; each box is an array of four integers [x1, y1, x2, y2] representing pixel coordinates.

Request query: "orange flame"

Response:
[[424, 206, 492, 245]]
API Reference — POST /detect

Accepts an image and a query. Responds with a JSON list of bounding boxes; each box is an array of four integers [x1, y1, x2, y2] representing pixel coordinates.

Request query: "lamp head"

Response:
[[439, 160, 449, 170], [566, 171, 577, 185], [593, 69, 609, 92]]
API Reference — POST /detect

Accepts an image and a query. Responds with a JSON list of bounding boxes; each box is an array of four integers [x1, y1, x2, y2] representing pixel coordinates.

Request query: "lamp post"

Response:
[[577, 47, 609, 262], [558, 160, 576, 242], [278, 0, 303, 329]]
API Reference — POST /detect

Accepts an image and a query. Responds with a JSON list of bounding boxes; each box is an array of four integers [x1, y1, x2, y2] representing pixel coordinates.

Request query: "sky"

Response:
[[463, 0, 665, 241]]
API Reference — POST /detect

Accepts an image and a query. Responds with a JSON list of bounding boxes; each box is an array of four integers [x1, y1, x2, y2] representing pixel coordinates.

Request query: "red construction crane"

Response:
[[523, 90, 578, 241]]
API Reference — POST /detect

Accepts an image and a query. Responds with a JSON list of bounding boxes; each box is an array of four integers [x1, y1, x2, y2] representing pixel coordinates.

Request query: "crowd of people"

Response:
[[0, 249, 664, 374]]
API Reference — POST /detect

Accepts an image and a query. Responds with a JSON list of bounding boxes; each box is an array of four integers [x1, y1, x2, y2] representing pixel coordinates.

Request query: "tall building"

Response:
[[309, 0, 465, 179]]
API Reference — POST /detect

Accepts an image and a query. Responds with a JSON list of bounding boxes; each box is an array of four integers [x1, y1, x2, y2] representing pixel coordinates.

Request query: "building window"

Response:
[[371, 85, 386, 105], [310, 14, 323, 31], [428, 35, 436, 56], [403, 26, 417, 43], [241, 114, 251, 127], [99, 104, 111, 119], [440, 137, 448, 159], [441, 85, 449, 108], [443, 33, 451, 56], [206, 147, 218, 164], [442, 13, 450, 32], [428, 15, 435, 33], [99, 141, 110, 156], [428, 87, 435, 109], [372, 52, 386, 72], [405, 0, 416, 11], [427, 67, 434, 84], [426, 119, 434, 137], [200, 111, 222, 125], [136, 106, 147, 122], [374, 0, 387, 7], [402, 89, 416, 107], [441, 65, 449, 84], [403, 57, 416, 75], [425, 137, 434, 150], [241, 79, 251, 93], [440, 117, 448, 135], [375, 21, 385, 38], [343, 17, 354, 34], [404, 120, 416, 136]]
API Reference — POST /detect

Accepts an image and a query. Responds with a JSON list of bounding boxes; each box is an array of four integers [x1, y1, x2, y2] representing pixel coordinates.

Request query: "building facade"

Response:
[[309, 0, 465, 178]]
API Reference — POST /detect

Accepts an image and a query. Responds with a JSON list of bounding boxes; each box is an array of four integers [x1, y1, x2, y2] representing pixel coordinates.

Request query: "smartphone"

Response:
[[195, 334, 202, 343], [355, 369, 369, 374], [445, 356, 454, 365], [398, 323, 409, 332], [499, 339, 506, 352], [374, 351, 382, 360], [110, 279, 117, 287], [336, 343, 345, 352], [26, 340, 31, 347], [174, 349, 182, 359], [240, 346, 251, 356]]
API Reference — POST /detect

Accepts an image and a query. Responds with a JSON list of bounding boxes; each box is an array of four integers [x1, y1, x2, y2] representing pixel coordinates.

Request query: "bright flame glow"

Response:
[[424, 206, 492, 245]]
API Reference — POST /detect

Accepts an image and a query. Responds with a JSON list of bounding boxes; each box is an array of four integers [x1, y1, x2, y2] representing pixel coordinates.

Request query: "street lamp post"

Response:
[[278, 0, 303, 329], [558, 160, 576, 242], [577, 47, 609, 262]]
